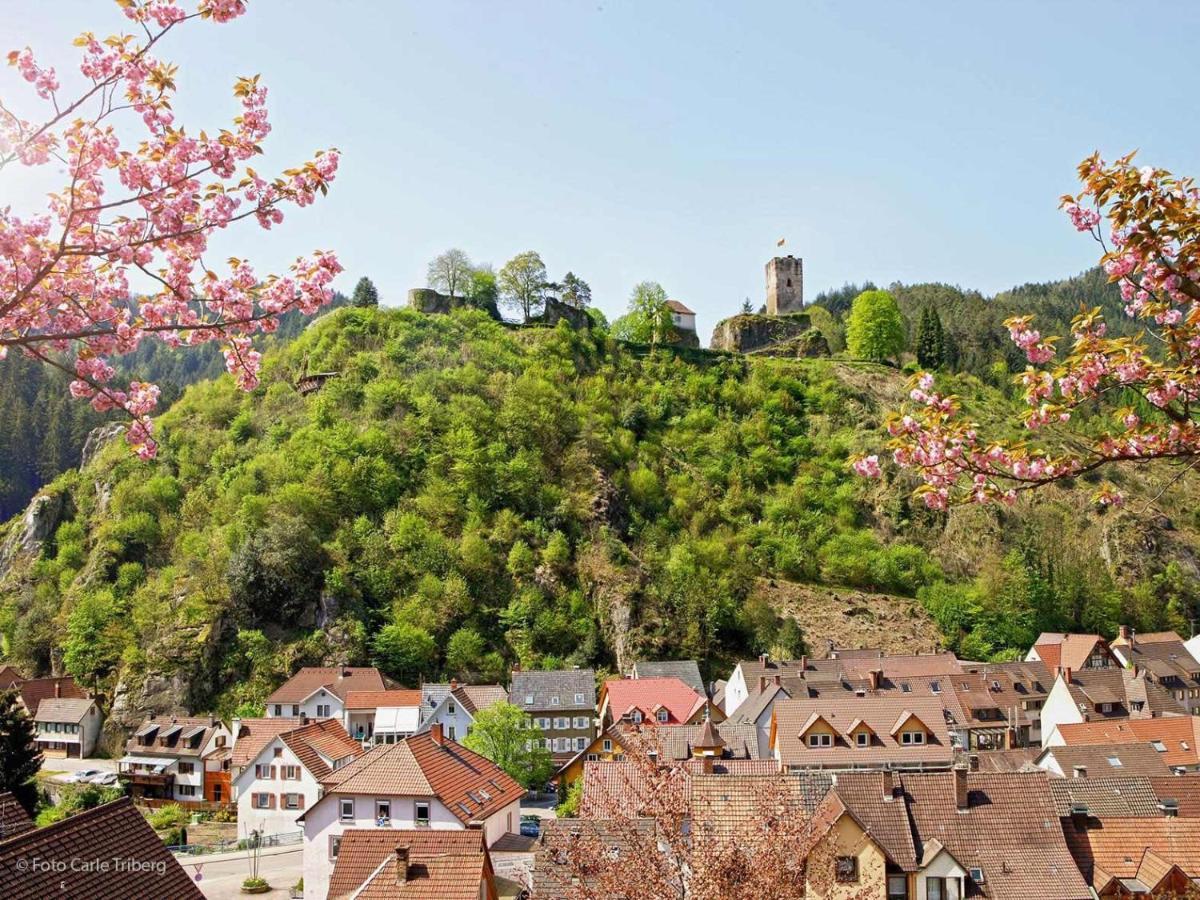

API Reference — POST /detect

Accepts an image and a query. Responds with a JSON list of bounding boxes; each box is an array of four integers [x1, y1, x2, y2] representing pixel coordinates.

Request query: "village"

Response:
[[2, 625, 1200, 897]]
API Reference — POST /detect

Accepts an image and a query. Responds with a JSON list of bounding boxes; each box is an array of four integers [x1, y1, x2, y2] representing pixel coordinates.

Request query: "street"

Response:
[[184, 845, 303, 899]]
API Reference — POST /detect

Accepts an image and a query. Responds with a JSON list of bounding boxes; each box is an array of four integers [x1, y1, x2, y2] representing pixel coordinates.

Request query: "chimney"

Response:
[[450, 678, 458, 691], [1073, 765, 1087, 779], [772, 674, 781, 687], [511, 663, 521, 674], [701, 756, 714, 775], [759, 675, 769, 692], [867, 670, 881, 692], [394, 846, 409, 884], [759, 653, 769, 666], [800, 655, 808, 672], [54, 681, 61, 698], [340, 667, 350, 679], [1118, 624, 1130, 642], [968, 753, 980, 772], [301, 714, 309, 726], [881, 769, 894, 801], [430, 723, 444, 746], [954, 766, 969, 811]]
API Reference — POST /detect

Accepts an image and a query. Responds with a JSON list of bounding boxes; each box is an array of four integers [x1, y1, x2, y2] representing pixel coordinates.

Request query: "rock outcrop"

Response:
[[407, 288, 501, 321], [539, 297, 592, 330], [0, 491, 66, 579], [709, 312, 828, 357]]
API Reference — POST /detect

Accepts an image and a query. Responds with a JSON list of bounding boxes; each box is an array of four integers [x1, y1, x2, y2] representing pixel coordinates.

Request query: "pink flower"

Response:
[[852, 455, 882, 479]]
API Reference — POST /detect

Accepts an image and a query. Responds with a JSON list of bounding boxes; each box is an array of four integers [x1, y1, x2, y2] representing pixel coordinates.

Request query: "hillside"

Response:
[[1, 300, 1198, 741]]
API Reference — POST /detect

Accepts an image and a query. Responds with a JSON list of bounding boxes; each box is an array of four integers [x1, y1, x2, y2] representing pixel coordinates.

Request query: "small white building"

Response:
[[298, 725, 525, 900], [417, 681, 508, 744], [666, 299, 696, 334], [233, 718, 361, 839], [341, 689, 422, 746], [34, 698, 101, 759], [119, 715, 231, 804], [265, 667, 391, 721]]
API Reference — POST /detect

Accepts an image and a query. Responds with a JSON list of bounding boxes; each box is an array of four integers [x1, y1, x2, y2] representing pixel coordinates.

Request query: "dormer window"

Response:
[[631, 710, 643, 724], [930, 681, 941, 694], [856, 732, 869, 747], [656, 709, 669, 724], [524, 695, 534, 706], [807, 733, 832, 748], [1099, 702, 1113, 714], [901, 683, 911, 693], [900, 731, 925, 745], [575, 693, 585, 704], [550, 696, 560, 706]]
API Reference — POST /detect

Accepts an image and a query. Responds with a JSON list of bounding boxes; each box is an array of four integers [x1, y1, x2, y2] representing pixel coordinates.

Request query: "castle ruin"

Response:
[[765, 256, 803, 315]]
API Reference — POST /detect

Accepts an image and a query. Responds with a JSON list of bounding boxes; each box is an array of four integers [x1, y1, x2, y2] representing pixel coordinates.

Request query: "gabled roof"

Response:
[[1040, 742, 1173, 778], [602, 677, 706, 725], [826, 771, 917, 870], [665, 299, 694, 314], [1055, 716, 1200, 768], [320, 732, 525, 825], [453, 684, 508, 717], [231, 718, 298, 768], [344, 690, 423, 711], [510, 668, 595, 711], [773, 696, 953, 768], [888, 709, 931, 736], [278, 718, 363, 779], [15, 676, 86, 715], [0, 793, 33, 841], [266, 666, 389, 704], [630, 660, 705, 694], [125, 714, 226, 759], [0, 798, 203, 899], [327, 829, 494, 900], [1047, 775, 1162, 817], [0, 665, 23, 689], [33, 697, 95, 723], [1033, 633, 1109, 671], [726, 681, 790, 724], [1062, 816, 1200, 886]]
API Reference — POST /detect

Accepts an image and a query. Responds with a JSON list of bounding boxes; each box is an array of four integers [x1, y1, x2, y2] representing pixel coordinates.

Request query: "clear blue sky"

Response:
[[4, 1, 1200, 341]]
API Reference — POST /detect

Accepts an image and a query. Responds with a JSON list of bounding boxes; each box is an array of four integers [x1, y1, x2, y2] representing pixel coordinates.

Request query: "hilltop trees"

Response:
[[846, 289, 905, 363], [351, 277, 380, 308], [499, 251, 549, 322], [427, 249, 473, 299], [863, 154, 1200, 508], [0, 690, 42, 812], [560, 272, 593, 309], [0, 0, 341, 459], [613, 281, 673, 345], [916, 306, 945, 369]]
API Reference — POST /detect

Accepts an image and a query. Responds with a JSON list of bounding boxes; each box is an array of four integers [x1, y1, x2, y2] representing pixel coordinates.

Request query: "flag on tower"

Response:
[[777, 238, 786, 247]]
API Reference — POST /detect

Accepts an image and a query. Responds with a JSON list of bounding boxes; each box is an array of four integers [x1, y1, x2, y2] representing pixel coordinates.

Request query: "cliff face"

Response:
[[709, 312, 828, 357]]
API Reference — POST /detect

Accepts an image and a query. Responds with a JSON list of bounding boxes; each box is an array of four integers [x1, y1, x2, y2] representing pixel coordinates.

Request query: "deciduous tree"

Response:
[[845, 289, 904, 363], [427, 249, 473, 299], [498, 251, 548, 322], [613, 281, 672, 346], [0, 0, 342, 459], [462, 701, 553, 789]]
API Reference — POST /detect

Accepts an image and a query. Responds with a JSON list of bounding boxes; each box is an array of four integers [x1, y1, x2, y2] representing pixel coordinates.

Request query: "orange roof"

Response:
[[231, 718, 297, 768], [1063, 817, 1200, 883], [665, 299, 694, 314], [602, 677, 706, 725], [280, 719, 363, 778], [344, 690, 423, 711], [266, 666, 388, 703], [1055, 716, 1200, 768], [1033, 634, 1107, 671], [327, 829, 493, 900]]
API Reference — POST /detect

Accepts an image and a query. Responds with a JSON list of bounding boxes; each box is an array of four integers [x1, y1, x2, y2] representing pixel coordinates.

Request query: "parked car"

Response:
[[89, 772, 118, 785], [65, 769, 101, 784], [519, 816, 540, 838]]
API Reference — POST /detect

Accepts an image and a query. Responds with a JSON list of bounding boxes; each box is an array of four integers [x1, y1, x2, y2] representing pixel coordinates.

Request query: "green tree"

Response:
[[465, 265, 499, 310], [846, 289, 905, 363], [462, 701, 554, 789], [62, 590, 122, 688], [427, 249, 473, 299], [351, 276, 379, 308], [445, 627, 487, 679], [228, 515, 329, 626], [612, 281, 672, 346], [371, 622, 436, 685], [916, 305, 945, 369], [559, 272, 592, 309], [498, 251, 548, 322], [0, 689, 42, 813]]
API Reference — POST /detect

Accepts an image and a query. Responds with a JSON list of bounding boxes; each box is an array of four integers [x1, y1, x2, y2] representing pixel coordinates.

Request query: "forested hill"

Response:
[[0, 294, 348, 522], [2, 288, 1199, 734]]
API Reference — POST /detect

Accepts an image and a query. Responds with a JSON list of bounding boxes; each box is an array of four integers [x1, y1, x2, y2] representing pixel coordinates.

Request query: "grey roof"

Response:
[[631, 660, 705, 695], [33, 697, 95, 723], [727, 682, 791, 724], [420, 683, 454, 722], [510, 668, 596, 712], [1047, 775, 1162, 817]]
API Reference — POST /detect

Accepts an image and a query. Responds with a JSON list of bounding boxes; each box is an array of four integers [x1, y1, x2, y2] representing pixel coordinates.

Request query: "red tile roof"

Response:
[[1033, 634, 1109, 671], [1062, 816, 1200, 887], [266, 666, 389, 703], [0, 797, 204, 899], [15, 675, 86, 715], [0, 792, 33, 841], [665, 299, 694, 314], [601, 677, 706, 725], [328, 829, 494, 900], [231, 718, 297, 768], [1055, 716, 1200, 768], [344, 690, 423, 711], [280, 718, 363, 779]]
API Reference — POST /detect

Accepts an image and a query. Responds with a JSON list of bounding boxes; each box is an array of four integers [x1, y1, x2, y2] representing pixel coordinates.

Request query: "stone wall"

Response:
[[407, 288, 501, 321], [709, 312, 827, 357], [539, 297, 592, 330]]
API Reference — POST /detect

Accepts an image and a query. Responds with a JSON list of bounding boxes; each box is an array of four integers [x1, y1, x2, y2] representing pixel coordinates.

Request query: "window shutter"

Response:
[[297, 794, 305, 809], [268, 793, 276, 809], [269, 766, 276, 780]]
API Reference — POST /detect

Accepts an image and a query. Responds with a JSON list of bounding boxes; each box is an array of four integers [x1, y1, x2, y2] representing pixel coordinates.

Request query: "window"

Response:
[[807, 733, 832, 748], [856, 732, 870, 747], [888, 874, 908, 899], [537, 717, 551, 730], [178, 762, 194, 774], [415, 802, 430, 826], [254, 764, 276, 780], [554, 717, 568, 730], [969, 867, 984, 884], [375, 800, 390, 824], [631, 711, 643, 724], [317, 704, 330, 717], [602, 739, 612, 752], [291, 705, 299, 716], [447, 701, 456, 715], [1107, 756, 1123, 768], [273, 705, 282, 716], [925, 877, 959, 900], [524, 695, 534, 706], [550, 696, 560, 706], [329, 835, 341, 861], [930, 681, 941, 694], [575, 737, 587, 751], [177, 785, 196, 797], [574, 717, 590, 729], [284, 793, 300, 810], [586, 753, 598, 761], [1152, 740, 1167, 752], [901, 731, 925, 745], [274, 747, 283, 758], [575, 693, 585, 704], [656, 709, 669, 723], [282, 765, 301, 780], [835, 856, 858, 882], [1099, 702, 1113, 713], [255, 793, 270, 809], [340, 799, 354, 821]]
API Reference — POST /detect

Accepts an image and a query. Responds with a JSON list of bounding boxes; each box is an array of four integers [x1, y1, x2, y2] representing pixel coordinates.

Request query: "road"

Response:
[[40, 756, 117, 782], [185, 846, 303, 899]]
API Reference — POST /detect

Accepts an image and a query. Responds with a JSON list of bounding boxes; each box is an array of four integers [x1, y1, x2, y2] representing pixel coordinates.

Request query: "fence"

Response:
[[168, 829, 303, 857], [139, 797, 235, 815]]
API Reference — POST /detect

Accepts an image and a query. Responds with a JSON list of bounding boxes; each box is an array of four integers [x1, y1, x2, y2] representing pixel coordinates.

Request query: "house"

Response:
[[533, 818, 657, 898], [1027, 632, 1120, 671], [725, 679, 793, 758], [629, 659, 705, 695], [417, 681, 508, 744], [1035, 742, 1173, 778], [119, 714, 232, 804], [666, 299, 696, 335], [0, 792, 33, 840], [509, 667, 596, 762], [1110, 626, 1200, 713], [961, 659, 1051, 745], [234, 717, 362, 838], [13, 674, 86, 717], [803, 777, 910, 899], [0, 665, 23, 690], [266, 666, 392, 720], [0, 797, 205, 899], [343, 689, 422, 745], [1039, 664, 1185, 747], [298, 725, 525, 900], [1045, 716, 1200, 772], [327, 828, 499, 900], [33, 697, 101, 758], [556, 719, 764, 790], [721, 654, 808, 715], [771, 696, 955, 772], [597, 676, 712, 728]]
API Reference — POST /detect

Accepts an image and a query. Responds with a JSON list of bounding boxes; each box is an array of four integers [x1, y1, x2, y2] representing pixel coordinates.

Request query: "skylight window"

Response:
[[1107, 756, 1123, 767], [1152, 740, 1167, 752], [901, 683, 911, 693]]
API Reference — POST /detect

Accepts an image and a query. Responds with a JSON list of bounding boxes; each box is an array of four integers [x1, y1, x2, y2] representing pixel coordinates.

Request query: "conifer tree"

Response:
[[916, 305, 945, 369], [0, 690, 43, 813], [351, 276, 380, 308]]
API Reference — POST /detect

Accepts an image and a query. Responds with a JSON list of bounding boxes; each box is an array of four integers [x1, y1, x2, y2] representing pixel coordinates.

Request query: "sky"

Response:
[[4, 1, 1200, 341]]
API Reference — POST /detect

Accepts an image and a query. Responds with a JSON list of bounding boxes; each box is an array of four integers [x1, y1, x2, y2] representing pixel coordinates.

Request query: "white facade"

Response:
[[1038, 676, 1083, 748], [419, 695, 475, 743], [917, 846, 969, 900], [722, 664, 751, 716], [670, 310, 696, 332], [300, 792, 519, 900], [267, 687, 343, 720], [35, 702, 102, 758], [120, 722, 230, 803], [233, 735, 325, 838], [344, 706, 420, 745]]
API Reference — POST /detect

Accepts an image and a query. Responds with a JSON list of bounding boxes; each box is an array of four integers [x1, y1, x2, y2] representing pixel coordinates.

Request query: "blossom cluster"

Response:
[[854, 152, 1200, 507], [1, 0, 340, 458]]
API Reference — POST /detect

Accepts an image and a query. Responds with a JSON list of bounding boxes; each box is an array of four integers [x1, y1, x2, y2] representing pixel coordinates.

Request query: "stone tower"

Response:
[[765, 256, 803, 316]]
